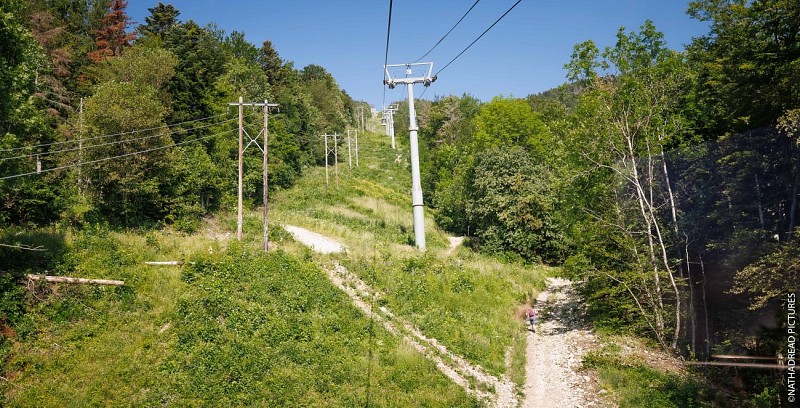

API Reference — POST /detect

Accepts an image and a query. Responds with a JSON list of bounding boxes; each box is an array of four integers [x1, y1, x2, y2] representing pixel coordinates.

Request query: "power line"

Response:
[[382, 0, 394, 110], [435, 0, 523, 77], [413, 0, 481, 63], [2, 118, 235, 161], [0, 113, 230, 153], [0, 130, 231, 181]]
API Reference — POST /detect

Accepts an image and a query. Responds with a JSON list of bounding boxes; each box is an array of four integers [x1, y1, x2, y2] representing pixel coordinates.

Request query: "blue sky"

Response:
[[128, 1, 709, 109]]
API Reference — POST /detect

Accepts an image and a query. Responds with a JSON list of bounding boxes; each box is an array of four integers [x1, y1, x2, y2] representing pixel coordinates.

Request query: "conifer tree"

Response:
[[138, 2, 180, 40], [88, 0, 135, 63]]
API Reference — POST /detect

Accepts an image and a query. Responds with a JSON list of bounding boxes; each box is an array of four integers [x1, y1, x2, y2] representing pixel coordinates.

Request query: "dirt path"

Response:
[[285, 225, 516, 407], [446, 236, 465, 256], [523, 278, 601, 407]]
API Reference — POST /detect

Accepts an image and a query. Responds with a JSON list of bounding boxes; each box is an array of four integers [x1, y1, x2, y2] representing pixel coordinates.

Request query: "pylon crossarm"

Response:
[[384, 62, 436, 88]]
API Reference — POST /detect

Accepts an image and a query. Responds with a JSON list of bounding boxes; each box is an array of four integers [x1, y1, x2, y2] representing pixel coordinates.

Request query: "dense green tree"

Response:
[[95, 45, 177, 90], [223, 31, 259, 64], [137, 2, 180, 41], [566, 21, 693, 350], [472, 97, 552, 156], [216, 57, 270, 103], [464, 147, 564, 263], [731, 239, 799, 309], [0, 0, 60, 225], [163, 20, 227, 136], [82, 81, 171, 225], [687, 0, 800, 134], [71, 43, 180, 226], [258, 40, 288, 86], [300, 64, 348, 132], [417, 95, 479, 223]]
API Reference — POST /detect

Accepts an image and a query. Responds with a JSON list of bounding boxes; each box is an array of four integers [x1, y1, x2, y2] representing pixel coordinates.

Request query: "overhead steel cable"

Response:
[[419, 86, 429, 99], [413, 0, 481, 63], [434, 0, 524, 77], [382, 0, 394, 110], [0, 130, 232, 181], [0, 113, 231, 153], [2, 117, 236, 161]]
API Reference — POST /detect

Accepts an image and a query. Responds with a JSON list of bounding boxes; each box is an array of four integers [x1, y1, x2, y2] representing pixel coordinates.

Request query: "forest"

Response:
[[1, 0, 365, 230], [1, 0, 798, 405], [389, 0, 798, 401]]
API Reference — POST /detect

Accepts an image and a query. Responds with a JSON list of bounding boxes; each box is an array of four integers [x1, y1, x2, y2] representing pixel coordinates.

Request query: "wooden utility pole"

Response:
[[78, 97, 84, 196], [334, 133, 339, 188], [355, 129, 359, 167], [237, 96, 244, 241], [322, 134, 340, 188], [347, 129, 352, 169], [262, 99, 279, 252], [324, 134, 329, 188]]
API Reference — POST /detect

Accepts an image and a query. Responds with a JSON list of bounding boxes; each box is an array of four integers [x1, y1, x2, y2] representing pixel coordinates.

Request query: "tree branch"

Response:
[[0, 243, 45, 251]]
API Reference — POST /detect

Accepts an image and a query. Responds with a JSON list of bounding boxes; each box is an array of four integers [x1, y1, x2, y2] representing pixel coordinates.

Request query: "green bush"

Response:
[[584, 350, 711, 407], [463, 147, 566, 264]]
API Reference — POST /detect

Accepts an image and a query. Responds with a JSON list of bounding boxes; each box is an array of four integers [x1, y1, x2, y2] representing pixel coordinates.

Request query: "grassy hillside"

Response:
[[267, 130, 553, 385], [2, 129, 554, 406], [2, 226, 478, 406]]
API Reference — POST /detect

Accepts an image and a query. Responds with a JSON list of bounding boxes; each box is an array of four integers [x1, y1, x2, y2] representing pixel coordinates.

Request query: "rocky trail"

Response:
[[524, 278, 608, 407], [284, 225, 606, 407]]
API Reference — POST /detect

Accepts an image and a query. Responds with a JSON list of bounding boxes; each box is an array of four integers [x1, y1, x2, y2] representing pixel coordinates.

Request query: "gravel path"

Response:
[[287, 225, 516, 407], [523, 278, 602, 407], [283, 225, 346, 254]]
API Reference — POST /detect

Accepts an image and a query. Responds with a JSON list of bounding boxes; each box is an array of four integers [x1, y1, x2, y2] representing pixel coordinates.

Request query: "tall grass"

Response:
[[2, 227, 477, 406], [270, 131, 553, 385]]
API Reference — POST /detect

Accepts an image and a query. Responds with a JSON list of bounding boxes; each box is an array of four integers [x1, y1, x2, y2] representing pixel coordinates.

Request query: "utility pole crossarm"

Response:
[[226, 102, 279, 108]]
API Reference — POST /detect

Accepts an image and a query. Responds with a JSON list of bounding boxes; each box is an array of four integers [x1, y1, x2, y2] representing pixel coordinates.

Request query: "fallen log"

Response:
[[27, 274, 124, 286], [144, 261, 195, 266], [144, 261, 183, 266], [711, 354, 779, 360], [686, 361, 788, 370]]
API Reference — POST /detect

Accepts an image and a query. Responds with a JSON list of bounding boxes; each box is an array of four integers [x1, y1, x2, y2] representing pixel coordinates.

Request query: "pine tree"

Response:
[[258, 40, 286, 85], [88, 0, 135, 63], [29, 10, 73, 121], [138, 2, 180, 40]]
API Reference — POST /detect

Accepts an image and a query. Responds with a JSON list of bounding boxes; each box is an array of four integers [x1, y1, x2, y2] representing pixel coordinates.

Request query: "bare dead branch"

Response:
[[0, 243, 45, 251]]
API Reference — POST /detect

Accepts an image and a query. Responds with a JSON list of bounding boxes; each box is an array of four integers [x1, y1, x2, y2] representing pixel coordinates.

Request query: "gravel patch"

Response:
[[283, 225, 346, 254]]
